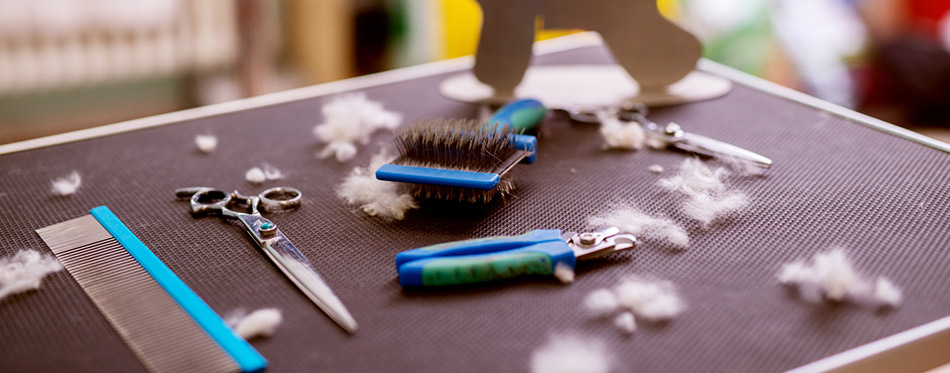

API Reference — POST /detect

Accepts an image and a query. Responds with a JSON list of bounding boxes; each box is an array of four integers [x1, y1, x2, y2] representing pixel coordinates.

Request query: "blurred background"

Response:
[[1, 0, 948, 145]]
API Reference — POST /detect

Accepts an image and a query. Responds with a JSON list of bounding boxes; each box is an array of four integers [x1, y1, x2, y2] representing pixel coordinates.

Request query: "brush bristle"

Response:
[[403, 177, 516, 204], [391, 118, 518, 203]]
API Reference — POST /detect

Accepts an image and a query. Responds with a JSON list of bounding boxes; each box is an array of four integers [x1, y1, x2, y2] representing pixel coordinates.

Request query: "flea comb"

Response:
[[375, 99, 547, 203], [36, 206, 266, 373]]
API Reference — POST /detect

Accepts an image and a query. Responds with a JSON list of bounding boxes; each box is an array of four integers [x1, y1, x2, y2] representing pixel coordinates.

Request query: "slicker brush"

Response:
[[391, 118, 521, 203], [375, 99, 546, 203]]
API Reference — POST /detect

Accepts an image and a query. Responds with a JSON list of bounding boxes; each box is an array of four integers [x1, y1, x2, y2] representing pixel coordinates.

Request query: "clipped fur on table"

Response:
[[337, 150, 418, 220], [226, 308, 283, 340], [583, 276, 686, 334], [531, 333, 613, 373], [596, 110, 646, 150], [614, 277, 685, 322], [314, 92, 402, 162], [553, 262, 575, 284], [50, 171, 81, 196], [778, 248, 903, 308], [587, 202, 688, 249], [245, 163, 285, 184], [195, 134, 218, 153], [657, 158, 749, 227], [0, 250, 62, 301]]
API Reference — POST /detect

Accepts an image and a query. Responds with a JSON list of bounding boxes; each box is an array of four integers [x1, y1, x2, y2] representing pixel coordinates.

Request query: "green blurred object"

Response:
[[678, 0, 775, 77]]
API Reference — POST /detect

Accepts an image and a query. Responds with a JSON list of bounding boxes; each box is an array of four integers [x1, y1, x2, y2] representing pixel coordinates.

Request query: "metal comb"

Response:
[[36, 206, 266, 373]]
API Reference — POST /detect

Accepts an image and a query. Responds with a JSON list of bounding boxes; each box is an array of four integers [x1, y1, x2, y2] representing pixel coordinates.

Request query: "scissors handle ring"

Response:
[[259, 187, 302, 211], [189, 188, 231, 215]]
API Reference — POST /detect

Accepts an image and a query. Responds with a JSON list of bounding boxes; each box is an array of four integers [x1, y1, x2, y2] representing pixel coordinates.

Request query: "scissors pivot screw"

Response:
[[663, 123, 684, 137], [579, 232, 597, 245], [570, 227, 637, 260], [259, 222, 277, 237]]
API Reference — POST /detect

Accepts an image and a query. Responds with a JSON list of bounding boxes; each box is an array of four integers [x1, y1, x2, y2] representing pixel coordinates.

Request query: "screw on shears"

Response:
[[567, 226, 637, 261]]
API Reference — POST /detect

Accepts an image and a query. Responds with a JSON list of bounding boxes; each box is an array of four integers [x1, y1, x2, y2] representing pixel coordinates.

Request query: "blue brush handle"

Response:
[[484, 98, 547, 134], [511, 134, 537, 164], [396, 229, 575, 286], [376, 164, 501, 190], [486, 99, 545, 165]]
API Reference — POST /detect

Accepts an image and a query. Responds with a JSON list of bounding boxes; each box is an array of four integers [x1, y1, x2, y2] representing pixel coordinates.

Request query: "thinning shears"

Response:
[[396, 227, 636, 287], [569, 102, 773, 168], [176, 186, 358, 333]]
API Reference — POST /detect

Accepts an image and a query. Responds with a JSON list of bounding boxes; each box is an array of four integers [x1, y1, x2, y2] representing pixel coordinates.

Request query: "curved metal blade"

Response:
[[676, 133, 772, 168], [239, 214, 358, 333], [570, 226, 637, 260]]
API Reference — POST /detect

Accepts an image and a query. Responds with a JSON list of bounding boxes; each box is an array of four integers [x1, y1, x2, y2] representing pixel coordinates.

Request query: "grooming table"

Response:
[[1, 34, 948, 372]]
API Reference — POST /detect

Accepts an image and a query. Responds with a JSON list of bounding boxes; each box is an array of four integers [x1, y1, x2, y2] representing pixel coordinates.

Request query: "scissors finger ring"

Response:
[[259, 186, 301, 211]]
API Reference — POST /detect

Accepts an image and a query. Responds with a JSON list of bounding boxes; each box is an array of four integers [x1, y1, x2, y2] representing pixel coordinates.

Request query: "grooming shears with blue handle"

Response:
[[396, 227, 636, 287], [175, 186, 358, 333], [570, 102, 772, 168]]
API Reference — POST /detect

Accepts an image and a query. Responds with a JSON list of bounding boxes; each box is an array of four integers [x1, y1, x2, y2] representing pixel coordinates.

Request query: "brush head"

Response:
[[390, 118, 522, 203]]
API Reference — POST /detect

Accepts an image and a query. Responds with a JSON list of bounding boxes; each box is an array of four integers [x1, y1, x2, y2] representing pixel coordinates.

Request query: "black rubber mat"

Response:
[[2, 45, 949, 372]]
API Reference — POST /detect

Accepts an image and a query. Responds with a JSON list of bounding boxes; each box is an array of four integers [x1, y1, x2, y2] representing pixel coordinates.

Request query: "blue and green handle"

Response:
[[485, 98, 546, 164], [395, 229, 576, 287], [482, 98, 547, 133]]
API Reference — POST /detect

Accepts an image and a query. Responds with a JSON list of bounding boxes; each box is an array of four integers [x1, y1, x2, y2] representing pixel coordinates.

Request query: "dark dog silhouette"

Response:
[[472, 0, 701, 96]]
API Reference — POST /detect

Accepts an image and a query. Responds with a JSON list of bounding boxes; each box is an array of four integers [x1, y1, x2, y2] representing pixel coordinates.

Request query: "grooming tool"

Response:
[[481, 97, 548, 135], [175, 186, 358, 333], [375, 99, 547, 203], [570, 102, 772, 167], [36, 206, 266, 373], [395, 226, 636, 287]]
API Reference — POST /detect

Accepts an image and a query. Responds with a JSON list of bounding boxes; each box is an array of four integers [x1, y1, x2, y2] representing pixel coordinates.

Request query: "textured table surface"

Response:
[[1, 44, 949, 372]]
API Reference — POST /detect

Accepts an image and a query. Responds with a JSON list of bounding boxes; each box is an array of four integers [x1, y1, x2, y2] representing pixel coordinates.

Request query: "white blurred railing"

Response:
[[0, 0, 238, 96]]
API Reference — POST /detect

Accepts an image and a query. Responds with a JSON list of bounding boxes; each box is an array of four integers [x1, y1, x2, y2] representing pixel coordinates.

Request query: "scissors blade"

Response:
[[264, 237, 359, 333], [239, 215, 358, 333], [675, 132, 773, 168]]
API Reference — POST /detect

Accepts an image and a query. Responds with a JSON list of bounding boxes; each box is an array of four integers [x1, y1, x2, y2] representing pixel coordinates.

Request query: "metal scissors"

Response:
[[175, 186, 358, 333], [396, 226, 636, 287], [567, 102, 773, 168]]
